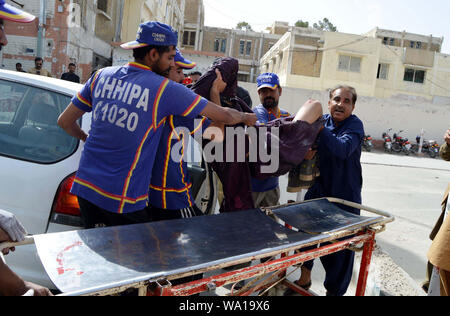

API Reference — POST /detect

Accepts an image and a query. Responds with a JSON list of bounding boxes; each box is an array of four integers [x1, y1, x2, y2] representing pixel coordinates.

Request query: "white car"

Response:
[[0, 69, 216, 290], [0, 70, 89, 288]]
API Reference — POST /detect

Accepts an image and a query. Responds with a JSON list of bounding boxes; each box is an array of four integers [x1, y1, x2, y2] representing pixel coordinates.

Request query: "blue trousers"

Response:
[[303, 240, 355, 296]]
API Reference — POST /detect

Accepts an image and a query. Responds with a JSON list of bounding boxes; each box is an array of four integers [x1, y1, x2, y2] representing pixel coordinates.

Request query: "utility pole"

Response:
[[36, 0, 46, 58]]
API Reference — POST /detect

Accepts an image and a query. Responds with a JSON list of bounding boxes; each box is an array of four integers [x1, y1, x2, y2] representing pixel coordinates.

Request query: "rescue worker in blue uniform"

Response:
[[293, 85, 365, 296], [148, 49, 226, 221], [251, 73, 290, 208], [58, 22, 257, 229]]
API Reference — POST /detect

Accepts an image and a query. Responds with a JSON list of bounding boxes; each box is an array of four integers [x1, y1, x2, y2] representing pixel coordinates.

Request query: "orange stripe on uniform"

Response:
[[178, 130, 193, 207], [74, 178, 148, 204], [152, 79, 170, 130], [182, 95, 202, 117], [90, 70, 102, 94], [149, 184, 192, 193], [190, 117, 207, 135], [161, 127, 176, 209], [77, 92, 92, 107], [128, 62, 152, 71], [117, 124, 155, 214]]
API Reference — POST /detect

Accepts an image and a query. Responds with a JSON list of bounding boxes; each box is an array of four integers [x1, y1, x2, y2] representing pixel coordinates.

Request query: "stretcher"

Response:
[[0, 198, 394, 296]]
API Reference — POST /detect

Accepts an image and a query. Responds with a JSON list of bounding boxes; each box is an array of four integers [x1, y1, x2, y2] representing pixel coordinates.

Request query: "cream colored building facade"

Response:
[[261, 25, 450, 103], [181, 1, 283, 82], [121, 0, 185, 44], [113, 0, 186, 66]]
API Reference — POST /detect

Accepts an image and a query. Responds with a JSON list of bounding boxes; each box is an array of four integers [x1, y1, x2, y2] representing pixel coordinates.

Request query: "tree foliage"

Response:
[[294, 18, 338, 32], [236, 21, 253, 31], [313, 18, 338, 32], [295, 20, 309, 28]]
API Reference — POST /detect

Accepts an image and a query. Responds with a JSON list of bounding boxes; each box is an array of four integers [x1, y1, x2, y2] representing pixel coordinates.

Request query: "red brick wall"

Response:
[[2, 0, 80, 80]]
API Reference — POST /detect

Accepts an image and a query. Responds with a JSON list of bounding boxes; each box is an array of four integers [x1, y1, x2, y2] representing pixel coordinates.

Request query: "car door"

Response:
[[0, 75, 86, 287]]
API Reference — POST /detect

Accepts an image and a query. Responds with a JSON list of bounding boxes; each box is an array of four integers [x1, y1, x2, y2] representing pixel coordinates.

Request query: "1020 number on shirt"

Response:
[[93, 101, 139, 132]]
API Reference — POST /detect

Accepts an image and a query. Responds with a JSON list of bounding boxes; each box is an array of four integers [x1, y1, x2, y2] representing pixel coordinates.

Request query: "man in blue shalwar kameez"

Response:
[[293, 85, 365, 296]]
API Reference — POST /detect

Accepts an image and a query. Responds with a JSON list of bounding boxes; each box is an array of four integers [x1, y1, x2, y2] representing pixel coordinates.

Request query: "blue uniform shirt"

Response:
[[149, 115, 210, 210], [305, 114, 365, 214], [70, 62, 208, 214], [251, 104, 290, 193]]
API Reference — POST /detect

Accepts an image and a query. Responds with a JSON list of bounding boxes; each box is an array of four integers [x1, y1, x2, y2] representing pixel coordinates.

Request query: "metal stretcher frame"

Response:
[[145, 198, 394, 297], [0, 198, 394, 297]]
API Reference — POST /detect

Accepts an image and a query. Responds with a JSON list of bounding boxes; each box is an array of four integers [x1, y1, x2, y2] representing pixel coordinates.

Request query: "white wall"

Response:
[[239, 82, 450, 143]]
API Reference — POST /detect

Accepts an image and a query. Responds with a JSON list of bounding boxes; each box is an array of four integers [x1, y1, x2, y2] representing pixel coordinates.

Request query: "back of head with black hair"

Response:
[[133, 45, 173, 61]]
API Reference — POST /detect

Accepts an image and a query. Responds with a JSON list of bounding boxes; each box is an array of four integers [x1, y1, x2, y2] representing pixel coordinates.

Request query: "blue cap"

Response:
[[121, 21, 178, 50], [175, 49, 196, 69], [257, 73, 280, 91]]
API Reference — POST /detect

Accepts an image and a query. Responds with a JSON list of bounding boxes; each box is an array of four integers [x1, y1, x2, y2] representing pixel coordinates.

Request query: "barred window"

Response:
[[338, 55, 361, 73], [404, 68, 426, 84]]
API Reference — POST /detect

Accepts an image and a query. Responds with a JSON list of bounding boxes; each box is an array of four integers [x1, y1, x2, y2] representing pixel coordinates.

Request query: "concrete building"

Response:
[[0, 0, 124, 83], [197, 25, 282, 82], [260, 24, 450, 103], [180, 0, 283, 82], [120, 0, 185, 44], [113, 0, 186, 67], [182, 0, 204, 51]]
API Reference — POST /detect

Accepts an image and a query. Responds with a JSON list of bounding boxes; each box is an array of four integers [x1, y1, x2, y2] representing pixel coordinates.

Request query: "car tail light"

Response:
[[52, 173, 80, 217]]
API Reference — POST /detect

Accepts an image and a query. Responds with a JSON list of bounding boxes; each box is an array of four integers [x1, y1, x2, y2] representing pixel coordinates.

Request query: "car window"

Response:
[[0, 79, 79, 164]]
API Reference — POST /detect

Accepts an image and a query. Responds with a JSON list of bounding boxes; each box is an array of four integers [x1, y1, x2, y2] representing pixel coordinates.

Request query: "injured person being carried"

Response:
[[185, 57, 323, 213]]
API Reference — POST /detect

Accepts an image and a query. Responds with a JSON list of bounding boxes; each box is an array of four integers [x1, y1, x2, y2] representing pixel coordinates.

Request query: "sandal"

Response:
[[283, 281, 312, 296]]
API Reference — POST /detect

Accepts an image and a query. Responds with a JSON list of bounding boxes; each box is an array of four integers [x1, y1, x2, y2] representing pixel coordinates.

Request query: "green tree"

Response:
[[295, 20, 309, 28], [236, 21, 253, 31], [313, 18, 338, 32]]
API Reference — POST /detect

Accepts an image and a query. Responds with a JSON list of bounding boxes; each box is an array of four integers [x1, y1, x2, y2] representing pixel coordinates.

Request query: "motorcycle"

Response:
[[362, 135, 374, 152], [382, 129, 393, 153], [392, 130, 412, 155], [412, 137, 440, 158]]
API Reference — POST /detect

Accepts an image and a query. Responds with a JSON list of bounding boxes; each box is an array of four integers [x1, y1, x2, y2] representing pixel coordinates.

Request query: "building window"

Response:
[[239, 40, 252, 56], [246, 41, 252, 56], [214, 38, 227, 53], [97, 0, 108, 12], [238, 73, 249, 82], [239, 40, 245, 55], [338, 55, 361, 73], [183, 31, 196, 46], [377, 63, 389, 80], [214, 39, 220, 52], [382, 37, 395, 46], [404, 68, 426, 84], [410, 41, 422, 49], [221, 39, 227, 53]]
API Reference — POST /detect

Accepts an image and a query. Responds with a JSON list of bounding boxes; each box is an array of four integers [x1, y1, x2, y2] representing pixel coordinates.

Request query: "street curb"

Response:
[[354, 245, 426, 296]]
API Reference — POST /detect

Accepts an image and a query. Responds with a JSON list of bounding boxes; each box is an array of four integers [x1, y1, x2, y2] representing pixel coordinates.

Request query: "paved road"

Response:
[[278, 151, 450, 295]]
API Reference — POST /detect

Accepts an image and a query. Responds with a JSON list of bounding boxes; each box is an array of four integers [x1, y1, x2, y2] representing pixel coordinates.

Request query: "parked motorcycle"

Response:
[[362, 135, 374, 152], [412, 136, 440, 158], [382, 129, 393, 153], [392, 130, 412, 155]]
